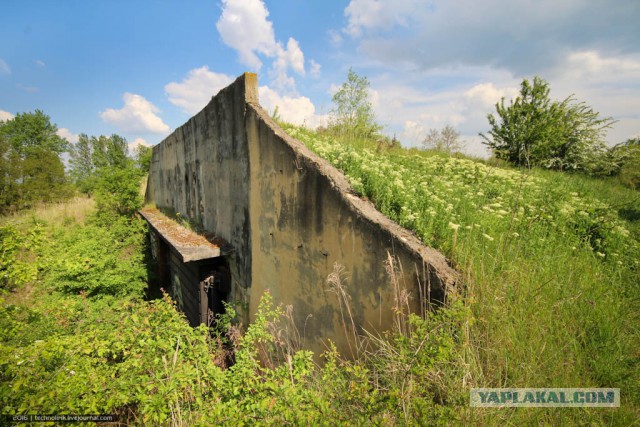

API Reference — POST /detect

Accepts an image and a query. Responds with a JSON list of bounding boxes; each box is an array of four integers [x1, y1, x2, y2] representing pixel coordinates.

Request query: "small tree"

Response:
[[0, 111, 71, 211], [422, 125, 462, 153], [330, 67, 382, 140], [481, 77, 615, 171]]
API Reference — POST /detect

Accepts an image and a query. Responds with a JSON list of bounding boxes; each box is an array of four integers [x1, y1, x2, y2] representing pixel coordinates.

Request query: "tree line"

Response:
[[0, 110, 152, 215]]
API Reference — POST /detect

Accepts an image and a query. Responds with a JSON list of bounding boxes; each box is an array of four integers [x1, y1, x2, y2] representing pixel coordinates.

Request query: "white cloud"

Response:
[[0, 110, 14, 121], [464, 83, 519, 109], [0, 59, 10, 75], [327, 29, 343, 47], [309, 60, 321, 77], [216, 0, 276, 70], [35, 60, 46, 68], [340, 0, 640, 154], [100, 93, 171, 135], [558, 51, 640, 86], [56, 128, 79, 144], [399, 120, 427, 147], [131, 137, 150, 147], [344, 0, 420, 37], [345, 0, 639, 75], [369, 70, 519, 155], [165, 66, 234, 115], [216, 0, 306, 93], [259, 86, 328, 128], [284, 38, 305, 75]]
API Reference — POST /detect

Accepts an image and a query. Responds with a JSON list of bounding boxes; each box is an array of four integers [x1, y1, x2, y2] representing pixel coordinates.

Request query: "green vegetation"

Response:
[[2, 121, 638, 424], [285, 123, 640, 424], [0, 197, 470, 425], [0, 111, 72, 213], [481, 76, 616, 172], [1, 87, 638, 424], [328, 67, 382, 141]]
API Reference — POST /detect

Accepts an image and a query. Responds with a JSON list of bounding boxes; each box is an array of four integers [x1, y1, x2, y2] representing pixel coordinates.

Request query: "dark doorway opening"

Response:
[[199, 260, 231, 327]]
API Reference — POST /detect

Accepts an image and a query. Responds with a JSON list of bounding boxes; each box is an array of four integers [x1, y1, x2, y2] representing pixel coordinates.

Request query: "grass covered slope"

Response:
[[285, 124, 640, 419]]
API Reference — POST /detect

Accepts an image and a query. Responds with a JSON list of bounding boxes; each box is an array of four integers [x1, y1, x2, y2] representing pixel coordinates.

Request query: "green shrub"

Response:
[[40, 217, 148, 298], [94, 165, 143, 219], [0, 222, 43, 291]]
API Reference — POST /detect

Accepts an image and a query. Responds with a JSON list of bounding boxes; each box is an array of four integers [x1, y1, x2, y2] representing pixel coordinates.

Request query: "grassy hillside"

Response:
[[285, 124, 640, 423], [1, 126, 638, 425]]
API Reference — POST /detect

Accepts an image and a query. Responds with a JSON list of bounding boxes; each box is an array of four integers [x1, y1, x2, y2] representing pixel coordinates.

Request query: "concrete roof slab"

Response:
[[139, 207, 223, 262]]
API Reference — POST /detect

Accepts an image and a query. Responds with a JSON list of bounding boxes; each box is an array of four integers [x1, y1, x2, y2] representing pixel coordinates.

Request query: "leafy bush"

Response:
[[0, 222, 43, 291], [41, 217, 148, 297], [94, 165, 143, 219], [481, 77, 615, 172]]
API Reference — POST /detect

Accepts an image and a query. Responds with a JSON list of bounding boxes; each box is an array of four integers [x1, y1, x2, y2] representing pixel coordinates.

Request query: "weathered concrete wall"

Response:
[[146, 75, 255, 302], [146, 73, 457, 355]]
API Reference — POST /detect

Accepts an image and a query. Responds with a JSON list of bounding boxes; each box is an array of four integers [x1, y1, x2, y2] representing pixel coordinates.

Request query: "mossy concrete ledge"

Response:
[[139, 207, 221, 263], [144, 72, 458, 356]]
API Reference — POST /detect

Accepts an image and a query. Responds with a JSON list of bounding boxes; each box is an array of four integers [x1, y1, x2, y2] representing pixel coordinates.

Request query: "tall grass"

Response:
[[0, 196, 95, 227], [284, 123, 640, 424]]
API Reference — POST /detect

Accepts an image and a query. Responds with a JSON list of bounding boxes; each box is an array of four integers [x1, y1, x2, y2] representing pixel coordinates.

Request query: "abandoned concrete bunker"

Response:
[[142, 72, 457, 356]]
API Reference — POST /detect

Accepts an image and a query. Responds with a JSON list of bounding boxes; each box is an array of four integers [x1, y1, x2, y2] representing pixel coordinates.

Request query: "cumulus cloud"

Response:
[[100, 93, 171, 135], [369, 73, 517, 156], [344, 0, 640, 75], [464, 83, 519, 109], [344, 0, 420, 37], [165, 66, 234, 114], [35, 60, 46, 68], [0, 59, 10, 75], [399, 120, 427, 147], [341, 1, 640, 154], [557, 51, 640, 87], [0, 110, 14, 121], [216, 0, 306, 92], [259, 86, 328, 128], [56, 128, 79, 144], [216, 0, 276, 70], [309, 60, 321, 77]]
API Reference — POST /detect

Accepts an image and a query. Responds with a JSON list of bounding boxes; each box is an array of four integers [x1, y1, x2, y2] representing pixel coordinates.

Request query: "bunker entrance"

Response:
[[140, 207, 233, 329], [199, 261, 231, 327]]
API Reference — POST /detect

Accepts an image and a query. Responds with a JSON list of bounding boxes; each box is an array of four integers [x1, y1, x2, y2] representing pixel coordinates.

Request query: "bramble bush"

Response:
[[0, 221, 43, 291]]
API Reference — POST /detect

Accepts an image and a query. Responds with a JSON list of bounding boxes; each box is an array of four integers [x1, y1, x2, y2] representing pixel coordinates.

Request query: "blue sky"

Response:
[[1, 0, 639, 157]]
